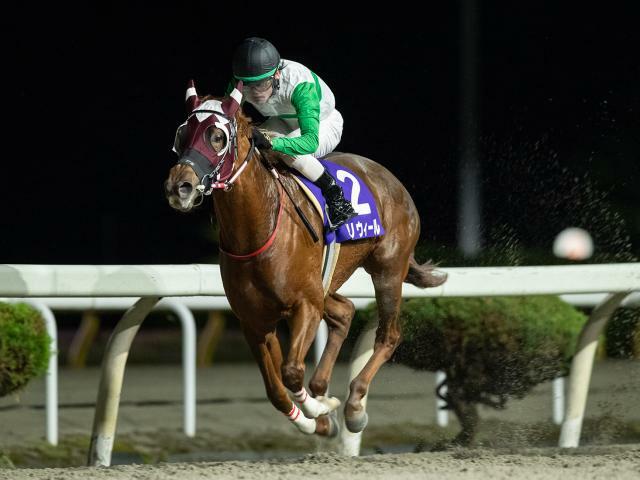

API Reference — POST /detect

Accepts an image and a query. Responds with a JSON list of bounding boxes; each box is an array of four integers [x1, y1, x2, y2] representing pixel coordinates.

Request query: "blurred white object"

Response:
[[553, 227, 594, 260]]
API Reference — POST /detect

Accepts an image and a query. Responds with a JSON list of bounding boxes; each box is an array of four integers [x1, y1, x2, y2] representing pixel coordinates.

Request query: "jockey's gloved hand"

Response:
[[252, 129, 272, 150]]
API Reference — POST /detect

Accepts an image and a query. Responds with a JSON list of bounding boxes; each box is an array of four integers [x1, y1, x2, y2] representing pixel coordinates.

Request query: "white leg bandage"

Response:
[[285, 403, 316, 434], [293, 387, 341, 419]]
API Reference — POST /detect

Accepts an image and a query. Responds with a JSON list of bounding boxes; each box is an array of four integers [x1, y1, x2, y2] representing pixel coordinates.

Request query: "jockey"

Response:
[[231, 37, 357, 231]]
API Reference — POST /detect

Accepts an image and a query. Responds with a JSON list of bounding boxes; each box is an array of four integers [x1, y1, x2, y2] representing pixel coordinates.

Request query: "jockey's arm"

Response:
[[270, 81, 320, 156]]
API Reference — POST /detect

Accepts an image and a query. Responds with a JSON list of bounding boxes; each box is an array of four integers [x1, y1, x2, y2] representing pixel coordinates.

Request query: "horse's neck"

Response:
[[213, 154, 280, 255]]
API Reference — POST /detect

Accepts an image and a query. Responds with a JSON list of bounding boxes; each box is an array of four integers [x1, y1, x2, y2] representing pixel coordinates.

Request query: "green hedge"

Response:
[[354, 297, 584, 375], [605, 307, 640, 358], [0, 303, 51, 398], [352, 296, 585, 444], [397, 297, 583, 393]]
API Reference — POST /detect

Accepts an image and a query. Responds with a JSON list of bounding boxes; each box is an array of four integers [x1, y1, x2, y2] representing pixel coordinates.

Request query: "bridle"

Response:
[[176, 108, 256, 195], [171, 80, 318, 246]]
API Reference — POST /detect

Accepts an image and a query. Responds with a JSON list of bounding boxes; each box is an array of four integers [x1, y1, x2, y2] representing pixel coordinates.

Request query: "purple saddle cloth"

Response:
[[293, 159, 385, 244]]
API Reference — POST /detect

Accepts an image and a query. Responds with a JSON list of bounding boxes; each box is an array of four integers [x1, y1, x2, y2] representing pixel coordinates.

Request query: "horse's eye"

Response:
[[206, 127, 226, 152]]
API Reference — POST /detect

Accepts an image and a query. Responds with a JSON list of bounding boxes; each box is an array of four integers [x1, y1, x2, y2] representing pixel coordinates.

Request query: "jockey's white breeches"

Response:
[[261, 109, 344, 182]]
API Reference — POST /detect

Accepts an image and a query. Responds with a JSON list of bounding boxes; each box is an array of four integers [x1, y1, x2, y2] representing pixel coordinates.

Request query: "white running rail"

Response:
[[1, 263, 639, 464]]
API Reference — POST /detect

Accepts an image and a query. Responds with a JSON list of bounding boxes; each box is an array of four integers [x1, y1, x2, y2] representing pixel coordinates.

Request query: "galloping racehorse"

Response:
[[165, 81, 447, 437]]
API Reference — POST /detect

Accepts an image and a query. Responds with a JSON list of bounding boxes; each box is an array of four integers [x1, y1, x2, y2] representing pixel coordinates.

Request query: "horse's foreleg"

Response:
[[309, 292, 355, 396], [344, 270, 405, 433], [282, 302, 341, 426], [241, 326, 317, 434]]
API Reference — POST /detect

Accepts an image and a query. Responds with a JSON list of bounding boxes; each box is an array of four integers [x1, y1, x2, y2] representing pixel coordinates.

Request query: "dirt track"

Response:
[[1, 361, 639, 478], [1, 447, 639, 480]]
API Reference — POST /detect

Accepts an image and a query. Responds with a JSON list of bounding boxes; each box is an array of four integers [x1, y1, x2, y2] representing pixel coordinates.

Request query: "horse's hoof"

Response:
[[326, 411, 340, 439], [315, 411, 340, 438], [345, 410, 368, 433], [316, 395, 341, 413], [432, 270, 448, 287]]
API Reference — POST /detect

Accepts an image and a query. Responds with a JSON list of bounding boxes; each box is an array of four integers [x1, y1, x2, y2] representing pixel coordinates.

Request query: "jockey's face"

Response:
[[243, 71, 280, 105]]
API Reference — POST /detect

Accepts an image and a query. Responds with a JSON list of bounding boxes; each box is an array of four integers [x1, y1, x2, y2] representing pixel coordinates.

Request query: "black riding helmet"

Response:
[[232, 37, 281, 83]]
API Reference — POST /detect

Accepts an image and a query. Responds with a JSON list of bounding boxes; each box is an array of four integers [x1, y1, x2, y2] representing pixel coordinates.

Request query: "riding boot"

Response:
[[313, 169, 357, 231]]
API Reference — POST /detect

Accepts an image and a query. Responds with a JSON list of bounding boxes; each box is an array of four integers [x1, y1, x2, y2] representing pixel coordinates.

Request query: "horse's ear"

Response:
[[222, 80, 243, 116], [185, 79, 201, 112]]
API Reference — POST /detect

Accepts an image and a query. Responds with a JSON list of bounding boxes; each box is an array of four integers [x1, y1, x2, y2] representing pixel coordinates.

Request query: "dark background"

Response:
[[3, 2, 639, 265]]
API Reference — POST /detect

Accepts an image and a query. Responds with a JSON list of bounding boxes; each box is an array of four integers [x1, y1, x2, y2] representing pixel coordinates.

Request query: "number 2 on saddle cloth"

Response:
[[293, 159, 385, 245]]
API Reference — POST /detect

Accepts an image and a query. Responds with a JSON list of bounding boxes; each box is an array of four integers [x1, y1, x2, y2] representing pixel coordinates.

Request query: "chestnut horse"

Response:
[[165, 81, 447, 437]]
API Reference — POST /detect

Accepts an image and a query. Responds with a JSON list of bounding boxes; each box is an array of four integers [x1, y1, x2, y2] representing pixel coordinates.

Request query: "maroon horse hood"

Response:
[[173, 80, 244, 185]]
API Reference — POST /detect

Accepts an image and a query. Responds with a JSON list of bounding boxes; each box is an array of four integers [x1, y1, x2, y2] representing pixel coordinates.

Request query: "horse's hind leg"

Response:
[[344, 263, 407, 433], [308, 292, 355, 397], [241, 324, 333, 435]]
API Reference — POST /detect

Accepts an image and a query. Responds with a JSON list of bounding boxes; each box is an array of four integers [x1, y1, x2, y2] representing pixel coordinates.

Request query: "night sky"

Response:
[[3, 2, 639, 265]]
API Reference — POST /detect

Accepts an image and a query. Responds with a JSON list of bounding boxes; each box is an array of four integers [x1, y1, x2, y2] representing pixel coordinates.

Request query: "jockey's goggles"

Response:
[[243, 76, 274, 93]]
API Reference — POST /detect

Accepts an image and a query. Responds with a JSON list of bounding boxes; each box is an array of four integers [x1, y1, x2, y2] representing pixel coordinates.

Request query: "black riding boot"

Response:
[[313, 169, 357, 231]]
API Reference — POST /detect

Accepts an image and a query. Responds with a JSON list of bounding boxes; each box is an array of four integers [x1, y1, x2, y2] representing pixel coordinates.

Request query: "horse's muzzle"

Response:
[[165, 179, 193, 199], [177, 181, 193, 199], [165, 179, 199, 212]]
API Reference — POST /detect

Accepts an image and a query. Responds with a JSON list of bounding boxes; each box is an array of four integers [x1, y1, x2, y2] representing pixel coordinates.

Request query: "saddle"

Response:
[[262, 151, 385, 294]]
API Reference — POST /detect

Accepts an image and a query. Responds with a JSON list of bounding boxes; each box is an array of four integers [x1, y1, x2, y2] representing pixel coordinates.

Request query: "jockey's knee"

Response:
[[282, 362, 305, 392], [288, 154, 324, 181]]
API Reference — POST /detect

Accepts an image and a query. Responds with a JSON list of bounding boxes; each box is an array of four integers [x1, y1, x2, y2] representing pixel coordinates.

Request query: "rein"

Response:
[[267, 165, 319, 244]]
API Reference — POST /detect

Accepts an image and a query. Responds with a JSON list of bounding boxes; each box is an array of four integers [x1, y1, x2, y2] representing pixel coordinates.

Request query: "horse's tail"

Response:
[[404, 254, 448, 288]]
